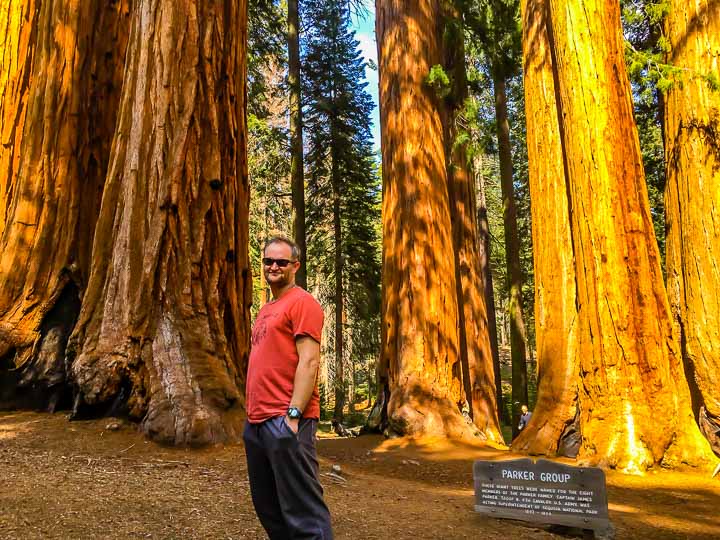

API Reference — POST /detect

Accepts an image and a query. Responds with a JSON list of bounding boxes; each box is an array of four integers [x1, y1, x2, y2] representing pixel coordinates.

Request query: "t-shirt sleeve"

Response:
[[289, 294, 324, 343]]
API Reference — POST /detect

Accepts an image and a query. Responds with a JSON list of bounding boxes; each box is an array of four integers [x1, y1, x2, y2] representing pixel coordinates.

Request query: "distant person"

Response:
[[518, 405, 532, 431], [243, 236, 333, 539]]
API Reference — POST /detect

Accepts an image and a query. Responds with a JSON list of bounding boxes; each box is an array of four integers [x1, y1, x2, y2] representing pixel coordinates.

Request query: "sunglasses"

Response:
[[262, 257, 298, 268]]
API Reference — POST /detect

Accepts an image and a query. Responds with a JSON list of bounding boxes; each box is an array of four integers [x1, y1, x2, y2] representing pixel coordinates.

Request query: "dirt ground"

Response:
[[1, 412, 718, 539]]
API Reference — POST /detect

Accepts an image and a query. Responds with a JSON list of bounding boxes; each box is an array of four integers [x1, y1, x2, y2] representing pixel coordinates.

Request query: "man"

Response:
[[243, 236, 333, 540], [518, 404, 532, 431]]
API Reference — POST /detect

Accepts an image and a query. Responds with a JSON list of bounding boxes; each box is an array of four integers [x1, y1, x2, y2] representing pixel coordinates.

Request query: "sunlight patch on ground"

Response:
[[372, 435, 508, 462], [607, 503, 640, 514], [0, 414, 41, 440]]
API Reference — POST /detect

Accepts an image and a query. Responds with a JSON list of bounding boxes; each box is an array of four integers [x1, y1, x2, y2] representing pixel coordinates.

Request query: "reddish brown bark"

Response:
[[0, 0, 130, 408], [664, 0, 720, 452], [547, 0, 714, 470], [0, 0, 39, 238], [68, 0, 251, 445], [377, 0, 474, 439], [512, 0, 578, 456], [443, 10, 502, 443]]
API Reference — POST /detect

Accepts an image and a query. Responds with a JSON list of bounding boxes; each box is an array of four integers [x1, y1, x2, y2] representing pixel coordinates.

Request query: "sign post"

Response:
[[474, 458, 613, 538]]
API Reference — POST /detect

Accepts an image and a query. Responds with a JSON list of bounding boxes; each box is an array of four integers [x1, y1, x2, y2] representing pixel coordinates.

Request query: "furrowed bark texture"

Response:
[[442, 10, 502, 443], [512, 0, 578, 456], [377, 0, 476, 439], [664, 0, 720, 452], [0, 0, 129, 408], [494, 74, 529, 439], [548, 0, 714, 470], [68, 0, 251, 446], [0, 0, 38, 238]]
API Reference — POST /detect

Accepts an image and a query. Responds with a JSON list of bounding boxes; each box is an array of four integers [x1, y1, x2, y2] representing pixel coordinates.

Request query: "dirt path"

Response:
[[1, 412, 718, 539]]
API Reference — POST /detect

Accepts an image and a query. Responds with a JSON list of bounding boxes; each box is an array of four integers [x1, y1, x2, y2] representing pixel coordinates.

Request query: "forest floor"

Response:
[[1, 411, 719, 540]]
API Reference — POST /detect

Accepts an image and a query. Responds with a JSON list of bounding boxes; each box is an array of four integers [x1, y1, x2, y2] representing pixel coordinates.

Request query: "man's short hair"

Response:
[[263, 236, 302, 261]]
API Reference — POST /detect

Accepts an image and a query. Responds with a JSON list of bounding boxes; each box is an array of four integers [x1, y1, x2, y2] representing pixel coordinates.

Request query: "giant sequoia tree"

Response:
[[512, 0, 579, 456], [376, 0, 501, 442], [545, 0, 714, 470], [1, 0, 251, 446], [465, 0, 529, 436], [0, 0, 130, 410], [442, 5, 502, 441], [664, 0, 720, 452]]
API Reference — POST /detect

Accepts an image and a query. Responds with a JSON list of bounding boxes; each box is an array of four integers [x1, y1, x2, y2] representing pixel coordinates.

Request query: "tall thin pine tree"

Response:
[[303, 0, 381, 420]]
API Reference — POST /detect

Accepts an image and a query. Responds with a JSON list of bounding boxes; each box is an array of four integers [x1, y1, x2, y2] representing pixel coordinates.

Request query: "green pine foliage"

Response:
[[461, 0, 522, 79], [463, 0, 534, 422], [248, 0, 292, 314], [248, 0, 287, 118], [302, 0, 381, 412], [622, 0, 720, 266], [621, 0, 668, 264]]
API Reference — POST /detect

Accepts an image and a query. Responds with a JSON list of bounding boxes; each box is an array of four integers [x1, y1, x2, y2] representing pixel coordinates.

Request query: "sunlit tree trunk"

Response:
[[493, 73, 529, 438], [376, 0, 474, 439], [68, 0, 251, 446], [0, 0, 38, 238], [512, 0, 578, 455], [288, 0, 307, 288], [664, 0, 720, 451], [443, 10, 502, 443], [547, 0, 715, 470], [475, 154, 506, 426], [0, 0, 130, 410]]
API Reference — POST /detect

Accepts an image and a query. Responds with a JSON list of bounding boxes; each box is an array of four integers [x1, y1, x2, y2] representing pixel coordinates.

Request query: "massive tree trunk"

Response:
[[376, 0, 475, 439], [0, 0, 130, 410], [493, 73, 529, 439], [443, 11, 502, 443], [67, 0, 251, 446], [0, 0, 38, 238], [547, 0, 715, 470], [512, 0, 578, 456], [288, 0, 307, 288], [664, 0, 720, 452]]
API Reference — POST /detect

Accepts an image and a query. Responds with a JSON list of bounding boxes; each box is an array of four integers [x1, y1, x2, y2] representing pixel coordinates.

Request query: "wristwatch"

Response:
[[287, 406, 303, 420]]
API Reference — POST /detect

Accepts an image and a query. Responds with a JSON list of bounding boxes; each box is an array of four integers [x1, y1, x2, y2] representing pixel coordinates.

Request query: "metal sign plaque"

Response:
[[474, 458, 611, 534]]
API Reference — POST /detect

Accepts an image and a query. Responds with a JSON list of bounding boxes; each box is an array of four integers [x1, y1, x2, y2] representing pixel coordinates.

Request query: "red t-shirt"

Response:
[[246, 286, 324, 423]]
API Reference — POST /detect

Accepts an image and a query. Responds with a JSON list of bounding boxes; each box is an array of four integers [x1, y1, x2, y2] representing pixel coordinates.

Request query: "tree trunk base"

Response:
[[388, 391, 488, 442], [71, 312, 245, 447], [0, 283, 81, 413], [699, 407, 720, 457], [512, 406, 580, 458]]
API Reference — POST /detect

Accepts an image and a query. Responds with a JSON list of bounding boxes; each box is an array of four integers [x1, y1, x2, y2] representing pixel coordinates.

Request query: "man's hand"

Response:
[[285, 416, 300, 434]]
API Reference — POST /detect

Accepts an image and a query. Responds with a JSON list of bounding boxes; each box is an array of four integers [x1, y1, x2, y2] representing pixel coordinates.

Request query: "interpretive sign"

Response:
[[474, 458, 611, 535]]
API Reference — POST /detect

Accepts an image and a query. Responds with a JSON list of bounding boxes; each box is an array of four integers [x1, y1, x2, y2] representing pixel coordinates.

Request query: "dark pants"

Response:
[[243, 416, 333, 540]]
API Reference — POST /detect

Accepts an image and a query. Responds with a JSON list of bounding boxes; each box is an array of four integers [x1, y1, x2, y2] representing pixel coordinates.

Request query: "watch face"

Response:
[[288, 408, 301, 419]]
